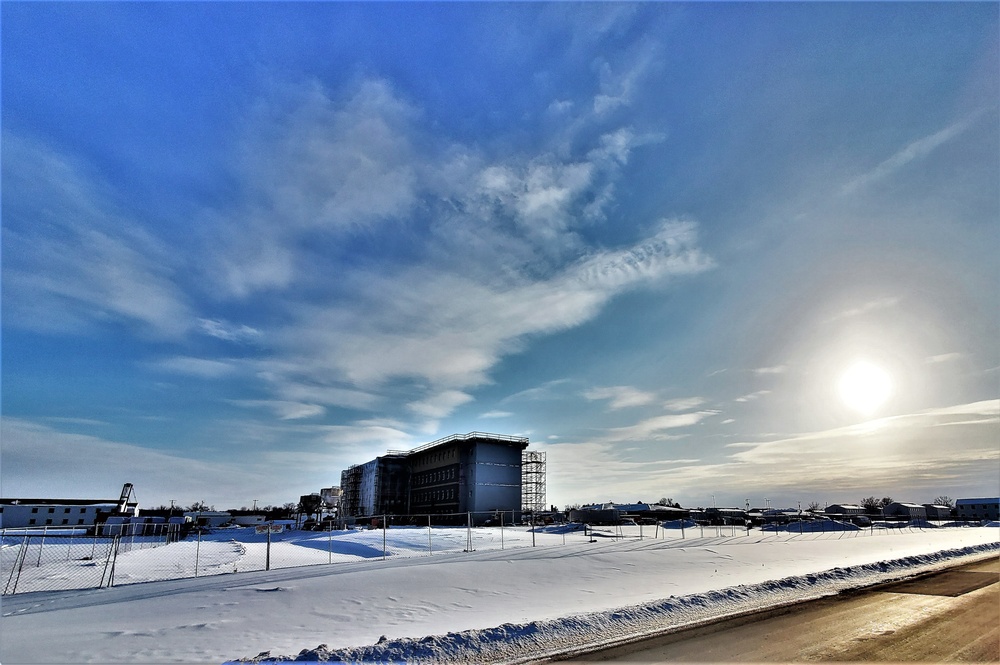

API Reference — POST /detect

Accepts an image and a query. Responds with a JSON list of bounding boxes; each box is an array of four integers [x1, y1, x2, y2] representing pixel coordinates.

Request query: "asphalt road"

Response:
[[566, 556, 1000, 662]]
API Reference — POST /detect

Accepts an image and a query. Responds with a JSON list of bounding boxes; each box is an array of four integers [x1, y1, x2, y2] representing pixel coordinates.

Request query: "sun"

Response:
[[837, 360, 892, 416]]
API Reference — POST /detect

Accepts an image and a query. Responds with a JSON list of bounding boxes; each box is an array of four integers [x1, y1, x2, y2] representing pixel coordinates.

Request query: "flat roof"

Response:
[[0, 499, 125, 506], [388, 431, 530, 457]]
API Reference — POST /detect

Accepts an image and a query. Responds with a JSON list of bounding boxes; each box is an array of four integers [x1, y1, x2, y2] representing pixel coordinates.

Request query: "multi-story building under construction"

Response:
[[339, 432, 540, 524]]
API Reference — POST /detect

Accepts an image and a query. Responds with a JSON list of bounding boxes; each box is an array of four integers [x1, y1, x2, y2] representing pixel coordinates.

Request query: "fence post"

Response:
[[382, 515, 387, 561], [467, 512, 473, 552], [427, 514, 432, 555], [195, 529, 202, 577], [328, 524, 333, 565], [500, 511, 504, 550], [265, 528, 271, 571], [107, 536, 121, 587], [3, 535, 28, 595], [36, 526, 47, 567]]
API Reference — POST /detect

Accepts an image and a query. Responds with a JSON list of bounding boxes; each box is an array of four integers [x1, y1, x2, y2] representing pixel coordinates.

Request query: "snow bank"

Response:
[[234, 541, 998, 664]]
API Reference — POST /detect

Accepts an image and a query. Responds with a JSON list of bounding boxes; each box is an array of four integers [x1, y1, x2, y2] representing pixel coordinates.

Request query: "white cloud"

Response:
[[584, 386, 657, 409], [229, 400, 326, 421], [198, 318, 262, 344], [0, 418, 276, 506], [753, 365, 787, 375], [602, 411, 714, 442], [734, 390, 771, 403], [663, 397, 707, 412], [481, 411, 514, 419], [214, 79, 421, 297], [925, 352, 962, 364], [2, 133, 193, 338], [406, 390, 475, 419], [149, 356, 238, 379], [540, 400, 999, 506], [269, 220, 711, 396], [828, 297, 900, 322], [841, 112, 983, 194]]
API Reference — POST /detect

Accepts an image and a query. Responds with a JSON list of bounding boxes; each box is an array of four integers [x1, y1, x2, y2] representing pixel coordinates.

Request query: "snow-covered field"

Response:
[[2, 524, 997, 664]]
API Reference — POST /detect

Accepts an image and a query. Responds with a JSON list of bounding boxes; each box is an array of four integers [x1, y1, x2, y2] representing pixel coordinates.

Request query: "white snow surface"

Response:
[[2, 525, 997, 664]]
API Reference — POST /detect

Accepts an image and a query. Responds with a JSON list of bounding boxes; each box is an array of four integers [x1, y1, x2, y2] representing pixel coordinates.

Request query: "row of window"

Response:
[[419, 448, 456, 465], [413, 466, 457, 488], [26, 518, 88, 525], [20, 507, 91, 514], [413, 487, 457, 504]]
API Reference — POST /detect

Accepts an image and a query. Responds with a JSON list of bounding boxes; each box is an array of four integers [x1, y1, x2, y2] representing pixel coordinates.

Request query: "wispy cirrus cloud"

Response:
[[925, 352, 962, 364], [584, 386, 657, 410], [543, 400, 999, 506], [841, 112, 984, 194], [734, 390, 771, 403], [828, 297, 900, 322], [663, 397, 707, 412], [2, 133, 193, 338], [198, 318, 261, 344], [601, 411, 715, 442], [149, 356, 238, 379], [228, 400, 326, 421]]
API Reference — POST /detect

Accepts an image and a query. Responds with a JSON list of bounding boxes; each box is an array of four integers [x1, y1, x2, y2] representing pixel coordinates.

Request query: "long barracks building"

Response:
[[340, 432, 540, 524]]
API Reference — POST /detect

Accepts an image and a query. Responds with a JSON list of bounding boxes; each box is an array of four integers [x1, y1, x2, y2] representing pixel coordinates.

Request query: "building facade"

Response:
[[340, 432, 530, 523], [955, 498, 999, 521], [0, 499, 137, 529], [881, 502, 927, 520]]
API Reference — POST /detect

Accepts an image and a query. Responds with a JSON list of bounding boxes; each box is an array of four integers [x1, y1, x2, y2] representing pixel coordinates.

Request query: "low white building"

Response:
[[881, 502, 926, 520], [0, 499, 135, 529], [183, 511, 232, 528], [922, 504, 953, 520]]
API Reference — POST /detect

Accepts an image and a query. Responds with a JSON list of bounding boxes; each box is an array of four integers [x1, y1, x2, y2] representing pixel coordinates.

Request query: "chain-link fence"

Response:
[[2, 513, 989, 596], [2, 522, 184, 595]]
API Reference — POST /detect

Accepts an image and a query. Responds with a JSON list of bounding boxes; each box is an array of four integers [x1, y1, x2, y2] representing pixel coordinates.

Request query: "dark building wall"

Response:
[[468, 441, 523, 514], [339, 433, 529, 523]]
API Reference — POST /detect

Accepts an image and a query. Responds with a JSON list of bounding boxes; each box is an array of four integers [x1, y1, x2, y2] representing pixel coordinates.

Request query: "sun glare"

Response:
[[837, 360, 892, 416]]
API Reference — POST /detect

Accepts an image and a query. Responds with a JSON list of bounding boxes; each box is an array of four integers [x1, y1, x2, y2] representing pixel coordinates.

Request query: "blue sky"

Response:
[[3, 3, 997, 511]]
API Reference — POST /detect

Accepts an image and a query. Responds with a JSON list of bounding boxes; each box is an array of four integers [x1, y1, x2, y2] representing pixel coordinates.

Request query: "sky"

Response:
[[2, 2, 998, 512]]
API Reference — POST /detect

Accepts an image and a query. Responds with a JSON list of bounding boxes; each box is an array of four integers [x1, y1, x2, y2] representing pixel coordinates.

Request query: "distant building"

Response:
[[825, 504, 865, 517], [568, 502, 689, 524], [0, 498, 136, 529], [955, 498, 999, 522], [881, 502, 926, 520], [183, 510, 232, 528], [340, 432, 531, 524], [320, 487, 342, 511], [922, 504, 953, 520]]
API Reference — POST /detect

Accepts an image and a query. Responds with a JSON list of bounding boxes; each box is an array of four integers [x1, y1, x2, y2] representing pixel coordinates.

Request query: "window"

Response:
[[62, 519, 69, 525], [78, 519, 85, 525], [48, 507, 55, 513], [80, 508, 87, 513], [29, 519, 36, 525], [65, 508, 71, 513], [31, 507, 38, 513], [45, 519, 53, 525]]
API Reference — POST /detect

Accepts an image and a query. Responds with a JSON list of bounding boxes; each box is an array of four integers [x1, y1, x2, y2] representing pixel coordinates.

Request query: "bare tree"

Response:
[[861, 496, 881, 514], [879, 496, 894, 508], [807, 501, 821, 511], [933, 496, 954, 507]]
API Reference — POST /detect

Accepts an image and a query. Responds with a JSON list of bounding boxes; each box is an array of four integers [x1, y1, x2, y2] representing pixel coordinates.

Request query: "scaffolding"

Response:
[[521, 450, 547, 513]]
